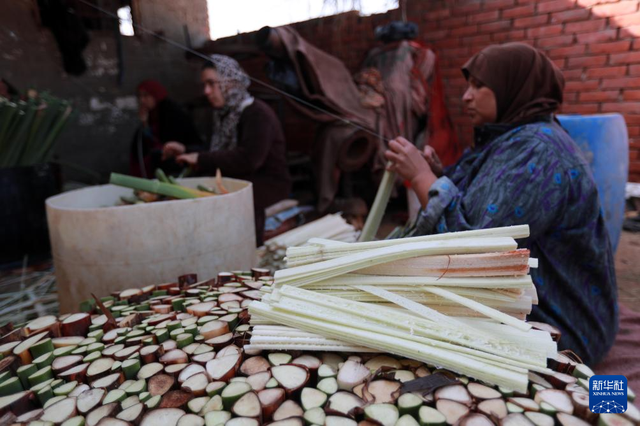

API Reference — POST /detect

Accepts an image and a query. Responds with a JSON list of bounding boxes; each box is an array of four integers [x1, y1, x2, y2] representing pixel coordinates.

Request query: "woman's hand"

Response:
[[423, 146, 444, 178], [162, 141, 186, 160], [385, 137, 439, 208], [385, 137, 437, 185], [176, 153, 199, 167]]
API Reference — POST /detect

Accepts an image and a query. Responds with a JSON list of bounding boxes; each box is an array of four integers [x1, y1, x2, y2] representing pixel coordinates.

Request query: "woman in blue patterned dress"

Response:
[[385, 42, 618, 366]]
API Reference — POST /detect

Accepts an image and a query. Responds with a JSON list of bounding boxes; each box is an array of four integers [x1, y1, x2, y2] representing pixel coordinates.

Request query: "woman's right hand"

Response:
[[162, 141, 186, 160], [423, 146, 444, 177]]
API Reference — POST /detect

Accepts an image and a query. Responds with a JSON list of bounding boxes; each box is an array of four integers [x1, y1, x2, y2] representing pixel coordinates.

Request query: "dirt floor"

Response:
[[615, 231, 640, 312]]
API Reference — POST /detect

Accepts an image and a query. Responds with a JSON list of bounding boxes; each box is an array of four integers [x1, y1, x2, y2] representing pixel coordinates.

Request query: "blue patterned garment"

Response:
[[415, 116, 618, 365]]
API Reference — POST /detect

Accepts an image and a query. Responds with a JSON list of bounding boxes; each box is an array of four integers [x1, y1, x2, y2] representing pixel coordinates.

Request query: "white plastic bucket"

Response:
[[46, 177, 256, 313]]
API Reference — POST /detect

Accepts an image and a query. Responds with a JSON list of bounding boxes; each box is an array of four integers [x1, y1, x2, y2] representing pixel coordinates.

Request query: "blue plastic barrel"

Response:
[[557, 114, 628, 253]]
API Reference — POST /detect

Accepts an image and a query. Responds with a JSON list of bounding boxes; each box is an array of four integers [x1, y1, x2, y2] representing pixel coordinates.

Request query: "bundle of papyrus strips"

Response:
[[248, 225, 556, 393], [257, 214, 358, 271]]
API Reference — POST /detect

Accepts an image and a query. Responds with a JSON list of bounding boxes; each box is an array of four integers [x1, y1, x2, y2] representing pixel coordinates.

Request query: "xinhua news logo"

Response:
[[589, 375, 627, 414]]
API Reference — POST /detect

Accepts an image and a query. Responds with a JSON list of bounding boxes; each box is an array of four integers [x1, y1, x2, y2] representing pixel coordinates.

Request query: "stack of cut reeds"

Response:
[[248, 225, 555, 393], [257, 214, 358, 271]]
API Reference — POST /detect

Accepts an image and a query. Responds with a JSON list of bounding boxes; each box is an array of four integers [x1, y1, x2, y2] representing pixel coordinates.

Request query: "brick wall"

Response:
[[409, 0, 640, 181], [218, 0, 640, 181]]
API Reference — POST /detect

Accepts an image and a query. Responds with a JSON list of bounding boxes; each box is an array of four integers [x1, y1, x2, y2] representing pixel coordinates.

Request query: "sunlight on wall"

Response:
[[207, 0, 397, 40]]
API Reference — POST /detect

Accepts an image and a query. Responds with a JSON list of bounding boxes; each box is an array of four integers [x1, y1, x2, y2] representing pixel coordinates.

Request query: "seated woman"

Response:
[[163, 55, 291, 246], [130, 80, 202, 177], [386, 43, 617, 366]]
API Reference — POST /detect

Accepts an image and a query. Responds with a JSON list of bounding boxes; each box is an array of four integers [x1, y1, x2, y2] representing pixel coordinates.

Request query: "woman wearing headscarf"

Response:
[[130, 79, 202, 177], [162, 55, 291, 246], [385, 43, 617, 366]]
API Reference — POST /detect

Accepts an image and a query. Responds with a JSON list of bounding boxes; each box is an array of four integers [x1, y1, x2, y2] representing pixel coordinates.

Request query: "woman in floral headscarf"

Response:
[[162, 55, 291, 246]]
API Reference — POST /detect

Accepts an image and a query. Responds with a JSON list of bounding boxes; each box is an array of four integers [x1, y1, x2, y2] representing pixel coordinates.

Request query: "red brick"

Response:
[[483, 0, 517, 10], [420, 20, 441, 33], [440, 16, 468, 29], [513, 15, 549, 28], [537, 0, 576, 13], [612, 11, 640, 27], [576, 29, 618, 44], [563, 69, 584, 79], [564, 80, 600, 92], [586, 66, 628, 78], [479, 20, 513, 33], [453, 3, 482, 14], [433, 39, 461, 50], [445, 47, 471, 57], [609, 51, 640, 65], [470, 10, 500, 23], [425, 8, 451, 21], [592, 1, 639, 17], [527, 24, 563, 37], [491, 29, 526, 41], [561, 104, 600, 114], [566, 55, 608, 68], [625, 90, 640, 101], [601, 77, 640, 89], [631, 163, 640, 173], [537, 34, 574, 48], [442, 67, 465, 77], [424, 29, 450, 41], [579, 90, 620, 102], [589, 40, 632, 54], [564, 19, 606, 34], [634, 39, 640, 49], [451, 25, 479, 36], [463, 34, 492, 46], [551, 9, 591, 23], [631, 65, 640, 75], [628, 126, 640, 136], [502, 4, 535, 18], [547, 44, 587, 58], [602, 102, 640, 114], [564, 92, 578, 102]]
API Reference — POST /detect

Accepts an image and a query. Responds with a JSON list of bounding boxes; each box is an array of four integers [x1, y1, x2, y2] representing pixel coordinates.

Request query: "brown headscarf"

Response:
[[462, 43, 565, 124]]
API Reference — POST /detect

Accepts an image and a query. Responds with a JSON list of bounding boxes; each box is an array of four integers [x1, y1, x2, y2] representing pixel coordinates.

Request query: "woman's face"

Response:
[[462, 76, 498, 126], [202, 68, 225, 109], [137, 90, 156, 111]]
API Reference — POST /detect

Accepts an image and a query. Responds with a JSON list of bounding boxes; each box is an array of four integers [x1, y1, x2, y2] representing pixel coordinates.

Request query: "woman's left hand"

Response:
[[385, 137, 437, 185], [176, 153, 199, 167], [385, 137, 439, 208]]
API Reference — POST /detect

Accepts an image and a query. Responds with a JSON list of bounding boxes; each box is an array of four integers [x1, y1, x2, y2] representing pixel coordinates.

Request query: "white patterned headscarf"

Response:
[[208, 54, 254, 151]]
